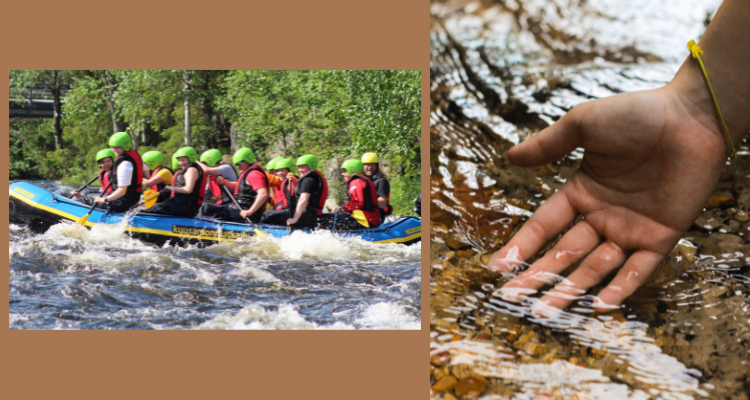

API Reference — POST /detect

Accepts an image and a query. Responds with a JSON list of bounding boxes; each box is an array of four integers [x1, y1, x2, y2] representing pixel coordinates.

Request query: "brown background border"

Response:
[[3, 1, 426, 398]]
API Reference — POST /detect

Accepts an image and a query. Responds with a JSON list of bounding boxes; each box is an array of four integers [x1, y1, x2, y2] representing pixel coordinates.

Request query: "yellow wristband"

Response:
[[687, 40, 736, 160]]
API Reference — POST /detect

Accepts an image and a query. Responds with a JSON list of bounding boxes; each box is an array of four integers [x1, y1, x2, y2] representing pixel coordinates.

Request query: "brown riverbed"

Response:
[[430, 0, 749, 399]]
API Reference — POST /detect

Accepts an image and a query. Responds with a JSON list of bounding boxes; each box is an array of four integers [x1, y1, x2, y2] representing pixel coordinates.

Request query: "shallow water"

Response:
[[430, 1, 749, 399], [9, 181, 421, 330]]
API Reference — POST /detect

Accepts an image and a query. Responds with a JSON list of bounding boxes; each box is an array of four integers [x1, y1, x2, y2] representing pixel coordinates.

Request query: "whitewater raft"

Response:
[[9, 182, 422, 247]]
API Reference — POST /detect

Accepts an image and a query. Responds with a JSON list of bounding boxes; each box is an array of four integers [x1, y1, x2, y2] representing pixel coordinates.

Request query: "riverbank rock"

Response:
[[454, 376, 488, 400]]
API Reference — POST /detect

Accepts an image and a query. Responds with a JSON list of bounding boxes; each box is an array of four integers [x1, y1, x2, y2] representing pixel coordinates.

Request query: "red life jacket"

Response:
[[279, 175, 298, 210], [208, 175, 224, 205], [345, 174, 381, 227], [111, 150, 144, 210], [98, 169, 113, 194], [170, 162, 207, 206], [149, 166, 174, 193], [272, 185, 284, 210], [291, 170, 328, 216]]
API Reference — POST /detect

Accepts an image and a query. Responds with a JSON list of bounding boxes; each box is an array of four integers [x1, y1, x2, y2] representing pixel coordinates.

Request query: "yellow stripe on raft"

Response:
[[10, 191, 421, 244], [14, 187, 35, 199], [10, 191, 96, 227]]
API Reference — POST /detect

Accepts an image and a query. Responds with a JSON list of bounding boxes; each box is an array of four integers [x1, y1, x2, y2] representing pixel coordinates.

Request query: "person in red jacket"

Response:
[[273, 158, 297, 211], [71, 148, 116, 206], [197, 148, 269, 223], [261, 154, 327, 228], [93, 132, 146, 213], [331, 159, 381, 230]]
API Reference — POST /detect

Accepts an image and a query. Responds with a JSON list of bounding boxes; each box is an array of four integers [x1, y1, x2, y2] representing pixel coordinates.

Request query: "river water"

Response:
[[431, 1, 749, 399], [9, 181, 421, 330]]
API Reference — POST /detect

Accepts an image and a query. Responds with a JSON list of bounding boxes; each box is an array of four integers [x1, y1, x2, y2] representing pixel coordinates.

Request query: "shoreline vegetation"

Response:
[[9, 70, 421, 216]]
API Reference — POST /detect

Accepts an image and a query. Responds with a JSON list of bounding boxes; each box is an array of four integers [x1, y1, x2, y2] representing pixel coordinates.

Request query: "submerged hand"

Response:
[[488, 85, 729, 312]]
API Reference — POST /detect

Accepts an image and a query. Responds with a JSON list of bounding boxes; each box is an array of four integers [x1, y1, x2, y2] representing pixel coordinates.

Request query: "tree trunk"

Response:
[[132, 120, 140, 151], [215, 111, 232, 150], [230, 127, 239, 153], [105, 71, 125, 133], [279, 126, 288, 153], [184, 71, 191, 146], [141, 121, 147, 146], [51, 70, 64, 150]]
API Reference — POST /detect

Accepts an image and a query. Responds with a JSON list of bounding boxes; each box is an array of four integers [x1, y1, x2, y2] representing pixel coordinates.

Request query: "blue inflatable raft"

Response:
[[9, 182, 422, 247]]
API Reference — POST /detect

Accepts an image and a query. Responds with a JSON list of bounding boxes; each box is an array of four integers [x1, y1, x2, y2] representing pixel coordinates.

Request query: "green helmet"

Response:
[[142, 151, 164, 171], [109, 132, 132, 152], [341, 159, 365, 175], [95, 148, 116, 163], [296, 154, 318, 170], [172, 154, 181, 170], [232, 147, 256, 166], [276, 158, 294, 170], [200, 149, 223, 167], [174, 146, 198, 163], [266, 157, 283, 171]]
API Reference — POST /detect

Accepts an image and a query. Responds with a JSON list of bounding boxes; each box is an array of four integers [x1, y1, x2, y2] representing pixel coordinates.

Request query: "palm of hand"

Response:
[[488, 87, 727, 311]]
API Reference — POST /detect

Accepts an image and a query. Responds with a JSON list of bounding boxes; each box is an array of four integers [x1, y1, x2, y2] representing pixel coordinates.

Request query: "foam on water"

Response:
[[10, 209, 421, 331], [197, 304, 355, 330], [226, 230, 421, 262], [356, 302, 421, 330], [42, 220, 155, 252], [233, 259, 281, 284], [10, 314, 30, 329]]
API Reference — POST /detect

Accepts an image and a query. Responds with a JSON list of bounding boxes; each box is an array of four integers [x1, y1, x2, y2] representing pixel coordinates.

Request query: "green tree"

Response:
[[10, 70, 74, 150]]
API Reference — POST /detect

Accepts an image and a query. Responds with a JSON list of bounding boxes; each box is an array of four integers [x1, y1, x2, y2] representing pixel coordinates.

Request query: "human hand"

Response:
[[488, 85, 729, 312], [94, 196, 107, 204], [71, 190, 82, 198], [239, 209, 251, 219], [286, 218, 298, 226], [217, 177, 224, 185]]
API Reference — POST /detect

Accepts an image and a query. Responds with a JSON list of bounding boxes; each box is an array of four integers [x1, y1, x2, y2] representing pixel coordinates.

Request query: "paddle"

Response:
[[219, 182, 253, 224], [142, 189, 160, 209], [286, 183, 295, 234], [78, 181, 113, 226], [68, 175, 101, 199], [351, 210, 370, 228]]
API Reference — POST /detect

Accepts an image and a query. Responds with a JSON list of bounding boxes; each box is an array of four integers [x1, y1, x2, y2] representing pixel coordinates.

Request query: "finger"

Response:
[[499, 220, 602, 302], [536, 241, 627, 311], [488, 189, 577, 272], [593, 250, 664, 312], [508, 104, 586, 167]]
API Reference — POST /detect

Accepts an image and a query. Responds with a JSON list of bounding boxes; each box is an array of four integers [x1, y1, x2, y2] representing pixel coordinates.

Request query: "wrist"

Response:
[[669, 56, 750, 152]]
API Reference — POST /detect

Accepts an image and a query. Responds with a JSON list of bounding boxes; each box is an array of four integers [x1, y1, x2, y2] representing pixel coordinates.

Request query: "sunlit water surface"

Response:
[[9, 181, 421, 330], [431, 0, 749, 399]]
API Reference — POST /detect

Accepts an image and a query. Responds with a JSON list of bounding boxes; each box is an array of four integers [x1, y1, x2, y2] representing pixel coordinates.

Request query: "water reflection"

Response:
[[430, 0, 749, 398]]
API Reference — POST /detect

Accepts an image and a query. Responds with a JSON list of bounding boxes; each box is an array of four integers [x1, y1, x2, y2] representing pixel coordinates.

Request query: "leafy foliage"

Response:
[[9, 70, 422, 214]]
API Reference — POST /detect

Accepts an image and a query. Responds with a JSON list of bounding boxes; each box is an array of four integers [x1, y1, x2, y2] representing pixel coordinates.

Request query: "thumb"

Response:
[[508, 105, 585, 167]]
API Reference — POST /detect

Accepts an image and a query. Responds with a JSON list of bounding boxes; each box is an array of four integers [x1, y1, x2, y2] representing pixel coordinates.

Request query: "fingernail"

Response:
[[489, 245, 523, 272], [531, 299, 562, 319], [593, 297, 619, 311]]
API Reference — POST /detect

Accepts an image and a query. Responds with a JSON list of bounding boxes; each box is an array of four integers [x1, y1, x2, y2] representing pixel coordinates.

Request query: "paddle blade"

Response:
[[351, 210, 370, 228], [143, 189, 159, 209], [78, 213, 90, 226]]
